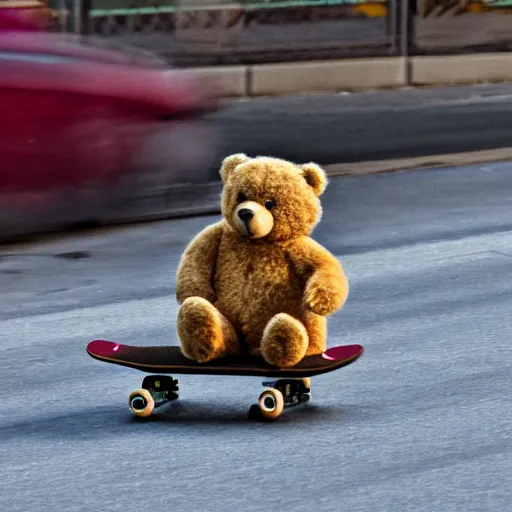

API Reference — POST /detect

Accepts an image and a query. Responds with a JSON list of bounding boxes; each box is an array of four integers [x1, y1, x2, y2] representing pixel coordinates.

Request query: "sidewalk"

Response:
[[416, 12, 512, 50]]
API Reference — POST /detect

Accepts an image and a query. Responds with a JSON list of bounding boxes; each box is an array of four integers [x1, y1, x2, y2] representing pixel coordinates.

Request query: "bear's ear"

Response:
[[300, 162, 327, 197], [219, 153, 250, 182]]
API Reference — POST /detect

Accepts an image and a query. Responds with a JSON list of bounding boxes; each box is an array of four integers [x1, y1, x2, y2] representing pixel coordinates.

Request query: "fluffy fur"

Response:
[[175, 154, 349, 368]]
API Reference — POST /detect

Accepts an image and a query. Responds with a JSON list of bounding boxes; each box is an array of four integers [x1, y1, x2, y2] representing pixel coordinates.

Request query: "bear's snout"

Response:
[[233, 201, 274, 239], [238, 208, 254, 222]]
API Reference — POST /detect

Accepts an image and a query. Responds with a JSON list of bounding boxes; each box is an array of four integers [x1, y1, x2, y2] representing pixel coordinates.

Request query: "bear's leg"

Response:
[[177, 297, 240, 363], [303, 313, 327, 356], [260, 313, 309, 368]]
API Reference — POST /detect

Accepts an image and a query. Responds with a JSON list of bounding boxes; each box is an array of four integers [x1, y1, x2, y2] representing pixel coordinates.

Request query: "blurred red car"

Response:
[[0, 17, 220, 241]]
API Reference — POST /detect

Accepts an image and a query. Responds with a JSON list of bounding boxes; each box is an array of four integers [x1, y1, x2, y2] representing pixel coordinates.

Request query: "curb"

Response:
[[192, 52, 512, 97], [324, 147, 512, 177], [249, 57, 407, 96]]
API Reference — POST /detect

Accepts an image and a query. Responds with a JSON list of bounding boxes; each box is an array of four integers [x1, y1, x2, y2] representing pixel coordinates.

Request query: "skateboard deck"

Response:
[[86, 339, 363, 377], [86, 339, 364, 421]]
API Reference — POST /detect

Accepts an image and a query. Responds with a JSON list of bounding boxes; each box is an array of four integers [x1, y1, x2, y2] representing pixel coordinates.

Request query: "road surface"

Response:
[[1, 161, 511, 511], [212, 83, 512, 174]]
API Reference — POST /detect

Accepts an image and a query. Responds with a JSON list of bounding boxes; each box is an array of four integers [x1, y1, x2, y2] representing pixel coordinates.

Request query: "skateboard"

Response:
[[86, 339, 364, 421]]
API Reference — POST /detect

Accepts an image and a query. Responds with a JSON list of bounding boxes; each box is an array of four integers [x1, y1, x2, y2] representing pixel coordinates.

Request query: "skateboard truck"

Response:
[[248, 378, 312, 421], [128, 375, 179, 418]]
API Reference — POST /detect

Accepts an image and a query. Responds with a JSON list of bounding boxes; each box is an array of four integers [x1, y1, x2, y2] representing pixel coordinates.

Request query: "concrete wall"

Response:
[[189, 53, 512, 97]]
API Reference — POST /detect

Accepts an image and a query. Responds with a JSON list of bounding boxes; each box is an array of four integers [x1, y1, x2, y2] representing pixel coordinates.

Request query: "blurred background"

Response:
[[1, 0, 511, 240]]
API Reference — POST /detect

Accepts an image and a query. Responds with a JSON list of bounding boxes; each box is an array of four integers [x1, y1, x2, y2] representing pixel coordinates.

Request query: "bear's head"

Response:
[[219, 153, 327, 242]]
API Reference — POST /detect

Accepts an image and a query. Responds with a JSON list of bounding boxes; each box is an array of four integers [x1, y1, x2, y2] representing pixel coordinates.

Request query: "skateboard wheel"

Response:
[[258, 388, 284, 420], [129, 389, 155, 418], [300, 393, 310, 403]]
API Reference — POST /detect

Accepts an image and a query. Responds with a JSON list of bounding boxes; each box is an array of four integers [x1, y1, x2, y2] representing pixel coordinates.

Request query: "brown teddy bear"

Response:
[[175, 153, 349, 368]]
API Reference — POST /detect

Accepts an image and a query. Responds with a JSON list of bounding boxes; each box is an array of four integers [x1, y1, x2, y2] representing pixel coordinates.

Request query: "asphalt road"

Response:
[[1, 161, 511, 511], [211, 83, 512, 175]]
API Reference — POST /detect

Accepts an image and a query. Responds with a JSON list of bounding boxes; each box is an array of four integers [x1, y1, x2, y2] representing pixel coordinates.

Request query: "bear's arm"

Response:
[[175, 221, 224, 304], [289, 237, 349, 316]]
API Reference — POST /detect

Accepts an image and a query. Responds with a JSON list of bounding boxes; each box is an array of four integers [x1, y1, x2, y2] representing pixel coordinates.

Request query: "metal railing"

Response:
[[43, 0, 512, 65]]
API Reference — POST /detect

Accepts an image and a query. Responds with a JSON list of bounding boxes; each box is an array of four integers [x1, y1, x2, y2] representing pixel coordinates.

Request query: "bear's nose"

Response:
[[238, 208, 254, 222]]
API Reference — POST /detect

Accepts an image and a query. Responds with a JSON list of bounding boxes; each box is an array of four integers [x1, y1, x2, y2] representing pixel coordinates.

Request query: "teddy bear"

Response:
[[175, 153, 349, 369]]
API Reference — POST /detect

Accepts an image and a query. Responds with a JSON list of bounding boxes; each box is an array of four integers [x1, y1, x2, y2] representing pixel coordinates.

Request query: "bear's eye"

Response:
[[264, 200, 275, 210], [237, 192, 247, 203]]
